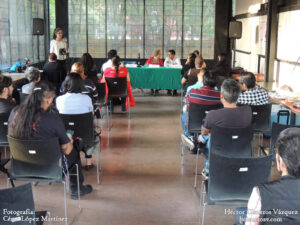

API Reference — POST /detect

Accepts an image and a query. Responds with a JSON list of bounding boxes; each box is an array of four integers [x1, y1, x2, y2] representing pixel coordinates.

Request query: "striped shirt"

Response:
[[187, 86, 221, 106]]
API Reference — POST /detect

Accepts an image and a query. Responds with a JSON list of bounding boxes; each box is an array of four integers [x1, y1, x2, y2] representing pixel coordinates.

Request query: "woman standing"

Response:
[[50, 28, 68, 72]]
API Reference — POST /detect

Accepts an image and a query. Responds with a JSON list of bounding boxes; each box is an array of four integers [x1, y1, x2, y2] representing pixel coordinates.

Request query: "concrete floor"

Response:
[[0, 93, 280, 225]]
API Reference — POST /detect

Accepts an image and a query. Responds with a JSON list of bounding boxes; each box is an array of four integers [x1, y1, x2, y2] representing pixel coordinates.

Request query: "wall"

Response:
[[235, 0, 268, 15]]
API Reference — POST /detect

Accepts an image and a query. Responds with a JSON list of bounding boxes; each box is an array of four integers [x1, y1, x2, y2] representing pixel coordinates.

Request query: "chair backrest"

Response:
[[0, 113, 10, 145], [94, 82, 107, 105], [19, 92, 29, 104], [210, 125, 253, 157], [7, 136, 62, 181], [208, 152, 272, 205], [0, 183, 36, 225], [59, 112, 94, 147], [188, 103, 223, 133], [105, 77, 127, 97], [270, 122, 300, 155], [250, 104, 272, 132]]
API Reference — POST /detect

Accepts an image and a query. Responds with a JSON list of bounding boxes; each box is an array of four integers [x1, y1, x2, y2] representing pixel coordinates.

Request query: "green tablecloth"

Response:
[[127, 67, 182, 89]]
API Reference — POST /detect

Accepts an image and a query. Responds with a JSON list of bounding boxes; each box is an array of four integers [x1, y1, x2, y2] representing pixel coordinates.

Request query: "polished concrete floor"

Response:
[[0, 93, 279, 225]]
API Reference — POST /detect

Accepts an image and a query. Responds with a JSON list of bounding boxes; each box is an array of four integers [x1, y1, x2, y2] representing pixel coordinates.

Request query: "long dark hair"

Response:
[[8, 81, 56, 139], [112, 56, 121, 77], [63, 73, 85, 94], [80, 53, 94, 73], [53, 27, 63, 40], [188, 53, 196, 69]]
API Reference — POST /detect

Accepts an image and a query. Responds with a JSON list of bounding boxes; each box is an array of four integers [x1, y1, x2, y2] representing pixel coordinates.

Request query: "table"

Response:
[[3, 72, 26, 81], [127, 67, 182, 90]]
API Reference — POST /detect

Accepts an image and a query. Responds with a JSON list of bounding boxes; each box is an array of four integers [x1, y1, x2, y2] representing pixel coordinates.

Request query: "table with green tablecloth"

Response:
[[127, 67, 182, 90]]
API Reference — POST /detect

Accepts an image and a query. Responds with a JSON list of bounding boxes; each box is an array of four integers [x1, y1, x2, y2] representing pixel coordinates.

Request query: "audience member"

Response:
[[211, 53, 231, 78], [193, 50, 207, 68], [57, 73, 96, 170], [237, 72, 269, 105], [182, 79, 252, 179], [181, 53, 196, 78], [101, 49, 117, 73], [22, 67, 41, 94], [103, 56, 131, 112], [0, 74, 15, 114], [182, 56, 205, 92], [60, 62, 98, 100], [80, 53, 99, 84], [185, 69, 206, 95], [235, 128, 300, 225], [8, 81, 93, 199], [181, 72, 221, 154], [43, 53, 66, 93]]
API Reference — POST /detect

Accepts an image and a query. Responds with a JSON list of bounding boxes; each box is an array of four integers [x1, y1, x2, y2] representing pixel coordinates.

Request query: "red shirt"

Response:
[[104, 67, 128, 78], [145, 57, 163, 66]]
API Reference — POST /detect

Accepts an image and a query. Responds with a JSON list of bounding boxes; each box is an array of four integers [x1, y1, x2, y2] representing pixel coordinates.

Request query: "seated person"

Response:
[[237, 72, 269, 105], [8, 81, 92, 199], [103, 55, 133, 112], [145, 49, 163, 67], [43, 53, 66, 93], [182, 79, 252, 179], [60, 62, 98, 101], [145, 49, 163, 95], [182, 56, 205, 92], [164, 49, 181, 96], [181, 53, 196, 79], [211, 53, 231, 78], [0, 74, 15, 114], [185, 69, 206, 96], [181, 71, 221, 153], [56, 73, 95, 170], [80, 53, 99, 85], [22, 67, 41, 94], [101, 49, 117, 73], [237, 128, 300, 225]]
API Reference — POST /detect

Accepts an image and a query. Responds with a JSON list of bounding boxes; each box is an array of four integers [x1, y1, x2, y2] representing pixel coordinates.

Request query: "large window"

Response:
[[0, 0, 45, 70], [68, 0, 216, 59]]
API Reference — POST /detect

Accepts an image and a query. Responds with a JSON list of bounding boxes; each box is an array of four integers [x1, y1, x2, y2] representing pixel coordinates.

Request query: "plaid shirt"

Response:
[[237, 86, 269, 106]]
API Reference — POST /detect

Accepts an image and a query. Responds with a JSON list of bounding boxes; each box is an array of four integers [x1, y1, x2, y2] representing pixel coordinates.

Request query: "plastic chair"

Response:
[[19, 92, 29, 104], [59, 112, 101, 184], [180, 103, 222, 166], [199, 152, 273, 225], [194, 125, 253, 193], [0, 152, 14, 187], [0, 183, 49, 225], [7, 136, 81, 225], [0, 113, 10, 158], [105, 77, 130, 118], [94, 82, 110, 131]]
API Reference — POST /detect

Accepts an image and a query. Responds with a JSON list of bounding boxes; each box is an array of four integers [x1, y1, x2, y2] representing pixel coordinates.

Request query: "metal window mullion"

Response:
[[162, 0, 165, 58], [124, 0, 126, 58], [181, 0, 184, 59], [105, 0, 107, 57], [143, 0, 145, 58], [86, 0, 88, 53], [200, 0, 204, 56]]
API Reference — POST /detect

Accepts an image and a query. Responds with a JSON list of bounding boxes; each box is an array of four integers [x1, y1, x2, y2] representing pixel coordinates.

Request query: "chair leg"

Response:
[[199, 180, 206, 225], [75, 164, 81, 209], [180, 141, 184, 166], [128, 97, 131, 119], [62, 181, 68, 225], [96, 139, 101, 184], [4, 146, 7, 158], [194, 148, 201, 190]]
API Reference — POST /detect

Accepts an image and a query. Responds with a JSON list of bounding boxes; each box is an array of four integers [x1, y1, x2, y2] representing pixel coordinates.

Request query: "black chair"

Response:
[[19, 92, 29, 104], [250, 104, 272, 154], [0, 152, 14, 187], [0, 183, 48, 225], [0, 113, 10, 158], [105, 77, 130, 118], [180, 103, 222, 166], [7, 136, 81, 225], [94, 82, 110, 131], [59, 112, 101, 184], [194, 125, 254, 192], [199, 152, 273, 225]]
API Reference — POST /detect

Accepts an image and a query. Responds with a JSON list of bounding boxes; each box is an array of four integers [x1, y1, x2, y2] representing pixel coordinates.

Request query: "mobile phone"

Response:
[[66, 129, 74, 138]]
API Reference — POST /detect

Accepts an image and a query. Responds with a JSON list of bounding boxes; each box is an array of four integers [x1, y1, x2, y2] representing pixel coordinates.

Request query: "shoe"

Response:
[[172, 90, 178, 96], [154, 90, 159, 95], [151, 89, 155, 95], [181, 134, 195, 150], [167, 90, 172, 96], [84, 165, 94, 171], [70, 184, 93, 200], [201, 169, 209, 180]]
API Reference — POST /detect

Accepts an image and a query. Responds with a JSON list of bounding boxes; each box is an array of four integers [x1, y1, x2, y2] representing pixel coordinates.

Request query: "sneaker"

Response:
[[181, 134, 195, 150], [84, 165, 94, 171], [172, 90, 178, 96], [70, 184, 93, 200], [201, 169, 209, 180]]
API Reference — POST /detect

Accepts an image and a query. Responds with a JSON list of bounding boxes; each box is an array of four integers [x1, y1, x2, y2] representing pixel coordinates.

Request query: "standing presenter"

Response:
[[50, 28, 68, 73]]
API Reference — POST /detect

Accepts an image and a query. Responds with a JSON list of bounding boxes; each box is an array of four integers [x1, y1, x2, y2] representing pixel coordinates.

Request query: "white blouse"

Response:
[[50, 39, 68, 60]]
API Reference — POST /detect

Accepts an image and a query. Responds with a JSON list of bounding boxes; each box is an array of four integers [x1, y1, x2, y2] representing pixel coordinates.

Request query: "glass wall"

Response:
[[68, 0, 216, 59], [0, 0, 45, 70]]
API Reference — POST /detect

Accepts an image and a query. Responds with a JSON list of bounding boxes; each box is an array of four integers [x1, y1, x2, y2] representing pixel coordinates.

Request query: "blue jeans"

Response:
[[198, 134, 210, 172], [234, 207, 247, 225], [181, 111, 192, 137]]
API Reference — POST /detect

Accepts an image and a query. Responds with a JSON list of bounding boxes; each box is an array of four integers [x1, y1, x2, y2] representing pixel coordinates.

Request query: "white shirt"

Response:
[[164, 56, 181, 67], [50, 39, 68, 60], [101, 59, 112, 73], [56, 93, 93, 114], [245, 187, 261, 225]]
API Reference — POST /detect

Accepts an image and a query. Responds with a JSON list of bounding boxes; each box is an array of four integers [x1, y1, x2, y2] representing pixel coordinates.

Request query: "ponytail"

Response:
[[111, 56, 121, 77]]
